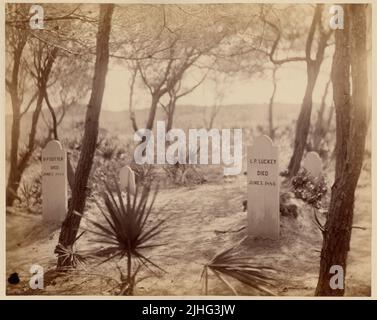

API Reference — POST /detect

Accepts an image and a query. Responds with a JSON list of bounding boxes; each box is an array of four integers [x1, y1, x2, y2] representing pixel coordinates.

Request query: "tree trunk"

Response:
[[8, 46, 59, 206], [166, 98, 177, 132], [325, 105, 334, 133], [11, 91, 44, 196], [6, 92, 22, 206], [146, 94, 159, 130], [268, 67, 278, 140], [312, 78, 331, 151], [287, 65, 319, 177], [56, 4, 114, 268], [315, 4, 369, 296], [6, 33, 27, 206], [286, 5, 331, 178], [44, 89, 59, 140], [128, 67, 138, 133]]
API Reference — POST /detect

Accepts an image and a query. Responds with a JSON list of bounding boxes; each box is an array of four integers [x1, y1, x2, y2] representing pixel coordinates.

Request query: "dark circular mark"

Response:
[[8, 272, 20, 285]]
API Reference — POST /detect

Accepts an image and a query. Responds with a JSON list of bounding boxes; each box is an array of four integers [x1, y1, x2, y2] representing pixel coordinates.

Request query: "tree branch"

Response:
[[44, 88, 58, 140], [260, 14, 306, 65], [305, 5, 323, 62], [20, 90, 38, 118]]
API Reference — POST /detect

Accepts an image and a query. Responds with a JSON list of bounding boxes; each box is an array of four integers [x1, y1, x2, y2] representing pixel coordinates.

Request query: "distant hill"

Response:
[[99, 102, 301, 134], [5, 102, 302, 153]]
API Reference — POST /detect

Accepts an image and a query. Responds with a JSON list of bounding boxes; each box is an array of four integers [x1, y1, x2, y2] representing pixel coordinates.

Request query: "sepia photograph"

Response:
[[3, 1, 372, 297]]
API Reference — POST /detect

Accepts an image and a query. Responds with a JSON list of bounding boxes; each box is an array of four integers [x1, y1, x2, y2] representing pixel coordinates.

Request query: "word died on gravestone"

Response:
[[42, 156, 64, 176], [248, 158, 277, 187]]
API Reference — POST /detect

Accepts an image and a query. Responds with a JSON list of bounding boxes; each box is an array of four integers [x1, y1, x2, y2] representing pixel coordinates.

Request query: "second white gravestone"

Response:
[[119, 165, 136, 195], [42, 140, 67, 222], [247, 135, 279, 239], [302, 151, 322, 178]]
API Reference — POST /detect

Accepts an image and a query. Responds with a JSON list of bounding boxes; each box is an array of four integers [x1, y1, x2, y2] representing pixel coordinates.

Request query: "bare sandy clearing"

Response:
[[6, 165, 371, 296]]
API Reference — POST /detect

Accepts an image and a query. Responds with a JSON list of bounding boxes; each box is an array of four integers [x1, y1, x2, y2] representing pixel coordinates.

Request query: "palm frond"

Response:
[[203, 237, 277, 296], [55, 243, 87, 270]]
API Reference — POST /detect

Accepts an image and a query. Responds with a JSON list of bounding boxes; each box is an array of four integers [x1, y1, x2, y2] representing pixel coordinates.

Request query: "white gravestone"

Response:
[[120, 166, 136, 195], [302, 151, 322, 177], [247, 135, 279, 239], [42, 140, 67, 222]]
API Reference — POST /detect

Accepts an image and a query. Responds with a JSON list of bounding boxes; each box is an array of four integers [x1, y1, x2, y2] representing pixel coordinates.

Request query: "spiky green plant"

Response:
[[84, 180, 166, 295], [202, 237, 277, 296], [54, 231, 87, 270]]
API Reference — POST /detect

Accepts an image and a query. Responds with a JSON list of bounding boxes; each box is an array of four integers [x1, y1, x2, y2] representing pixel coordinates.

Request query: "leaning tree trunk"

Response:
[[315, 4, 368, 296], [286, 64, 319, 177], [56, 4, 114, 268]]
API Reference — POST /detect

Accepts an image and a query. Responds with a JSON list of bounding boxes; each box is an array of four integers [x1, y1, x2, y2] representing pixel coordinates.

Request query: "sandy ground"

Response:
[[6, 158, 371, 297]]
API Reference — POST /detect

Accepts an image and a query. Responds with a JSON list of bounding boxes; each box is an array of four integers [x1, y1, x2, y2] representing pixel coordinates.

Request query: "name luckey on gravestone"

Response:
[[247, 135, 279, 240], [42, 140, 67, 222]]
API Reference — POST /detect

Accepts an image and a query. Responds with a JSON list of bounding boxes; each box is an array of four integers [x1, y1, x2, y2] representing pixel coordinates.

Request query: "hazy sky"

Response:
[[5, 54, 334, 115], [102, 58, 333, 112]]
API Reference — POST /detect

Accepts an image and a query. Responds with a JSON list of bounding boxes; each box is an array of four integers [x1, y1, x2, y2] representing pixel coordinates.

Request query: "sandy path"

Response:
[[6, 169, 371, 296]]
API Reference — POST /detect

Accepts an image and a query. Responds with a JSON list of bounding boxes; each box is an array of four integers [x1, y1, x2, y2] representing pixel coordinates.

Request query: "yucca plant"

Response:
[[54, 231, 88, 271], [19, 180, 33, 208], [131, 163, 156, 186], [98, 139, 117, 160], [84, 179, 166, 295], [19, 174, 42, 211], [202, 237, 277, 296]]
